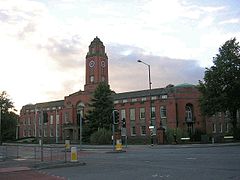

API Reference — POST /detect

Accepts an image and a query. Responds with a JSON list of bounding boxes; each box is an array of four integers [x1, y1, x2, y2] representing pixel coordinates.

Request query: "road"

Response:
[[42, 145, 240, 180]]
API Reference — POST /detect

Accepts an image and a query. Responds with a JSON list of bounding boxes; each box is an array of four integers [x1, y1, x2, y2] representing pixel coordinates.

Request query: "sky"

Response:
[[0, 0, 239, 113]]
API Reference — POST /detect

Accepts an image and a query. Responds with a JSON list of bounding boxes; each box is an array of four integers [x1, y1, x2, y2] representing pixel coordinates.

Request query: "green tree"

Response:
[[198, 38, 240, 139], [86, 82, 114, 137], [0, 91, 18, 142]]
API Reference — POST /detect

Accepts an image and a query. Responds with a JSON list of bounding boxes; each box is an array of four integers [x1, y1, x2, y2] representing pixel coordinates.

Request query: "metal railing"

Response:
[[0, 144, 69, 163]]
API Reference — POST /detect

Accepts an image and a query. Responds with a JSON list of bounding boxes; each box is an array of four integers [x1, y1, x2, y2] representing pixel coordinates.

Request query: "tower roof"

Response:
[[90, 36, 103, 46]]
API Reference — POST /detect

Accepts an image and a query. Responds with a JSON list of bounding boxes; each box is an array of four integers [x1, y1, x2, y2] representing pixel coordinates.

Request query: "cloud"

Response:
[[219, 18, 239, 25], [108, 44, 204, 93]]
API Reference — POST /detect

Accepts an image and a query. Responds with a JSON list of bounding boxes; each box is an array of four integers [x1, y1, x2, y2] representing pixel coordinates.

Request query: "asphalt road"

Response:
[[42, 145, 240, 180]]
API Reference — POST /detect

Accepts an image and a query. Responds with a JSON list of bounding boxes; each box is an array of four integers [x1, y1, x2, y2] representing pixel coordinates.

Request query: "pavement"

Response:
[[0, 142, 239, 174]]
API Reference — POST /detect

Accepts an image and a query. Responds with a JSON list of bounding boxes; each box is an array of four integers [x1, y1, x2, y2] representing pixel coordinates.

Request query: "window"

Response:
[[56, 114, 60, 124], [50, 115, 54, 125], [121, 109, 126, 119], [101, 76, 105, 82], [130, 108, 135, 121], [38, 129, 42, 137], [28, 129, 31, 137], [56, 125, 60, 137], [213, 123, 216, 133], [122, 99, 128, 103], [28, 117, 31, 125], [50, 127, 54, 137], [44, 127, 47, 137], [38, 116, 41, 125], [185, 104, 193, 122], [141, 97, 147, 101], [161, 95, 168, 99], [151, 96, 157, 100], [131, 98, 137, 102], [225, 123, 229, 133], [219, 123, 223, 133], [160, 106, 167, 118], [131, 126, 136, 136], [64, 112, 69, 123], [90, 76, 94, 83], [114, 100, 119, 104], [140, 126, 146, 135], [139, 108, 145, 119], [23, 129, 27, 137], [151, 107, 156, 119]]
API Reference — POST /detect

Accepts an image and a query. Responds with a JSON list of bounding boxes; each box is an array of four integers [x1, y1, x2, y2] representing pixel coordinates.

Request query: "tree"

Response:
[[86, 82, 115, 136], [0, 91, 18, 142], [198, 38, 240, 139]]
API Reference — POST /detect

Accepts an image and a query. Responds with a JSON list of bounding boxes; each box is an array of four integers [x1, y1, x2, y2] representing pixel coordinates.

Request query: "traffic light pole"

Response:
[[112, 110, 116, 151]]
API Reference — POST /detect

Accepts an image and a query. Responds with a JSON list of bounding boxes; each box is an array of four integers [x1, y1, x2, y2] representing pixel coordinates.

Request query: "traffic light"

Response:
[[43, 111, 48, 123], [122, 118, 126, 128], [113, 110, 119, 124]]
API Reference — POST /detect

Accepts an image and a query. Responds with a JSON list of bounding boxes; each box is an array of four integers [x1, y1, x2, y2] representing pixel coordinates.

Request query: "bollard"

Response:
[[71, 147, 78, 162]]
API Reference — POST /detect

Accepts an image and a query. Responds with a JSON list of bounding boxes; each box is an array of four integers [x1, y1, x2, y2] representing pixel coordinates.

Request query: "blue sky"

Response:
[[0, 0, 239, 112]]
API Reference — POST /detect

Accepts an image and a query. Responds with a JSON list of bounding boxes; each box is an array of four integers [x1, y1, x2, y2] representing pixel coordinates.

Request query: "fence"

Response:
[[0, 144, 69, 163]]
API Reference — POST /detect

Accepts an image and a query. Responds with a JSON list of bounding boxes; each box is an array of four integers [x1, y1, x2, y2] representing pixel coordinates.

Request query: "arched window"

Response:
[[185, 104, 193, 122]]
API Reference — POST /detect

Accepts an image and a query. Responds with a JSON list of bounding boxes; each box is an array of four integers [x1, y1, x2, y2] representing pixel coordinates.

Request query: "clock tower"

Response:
[[84, 37, 109, 93]]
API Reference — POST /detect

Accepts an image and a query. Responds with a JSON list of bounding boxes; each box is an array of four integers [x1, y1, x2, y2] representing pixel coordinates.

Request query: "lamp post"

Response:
[[0, 106, 2, 145], [137, 60, 154, 145]]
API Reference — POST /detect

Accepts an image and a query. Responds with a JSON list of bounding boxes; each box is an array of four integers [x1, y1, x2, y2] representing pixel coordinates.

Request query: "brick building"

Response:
[[18, 37, 234, 143]]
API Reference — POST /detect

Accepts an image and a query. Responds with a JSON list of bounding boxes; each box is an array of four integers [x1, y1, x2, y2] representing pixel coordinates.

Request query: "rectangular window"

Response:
[[56, 114, 60, 124], [64, 112, 69, 123], [139, 107, 145, 119], [50, 115, 54, 125], [161, 95, 168, 99], [131, 98, 137, 102], [28, 129, 31, 137], [219, 123, 223, 133], [130, 108, 135, 121], [151, 96, 157, 100], [121, 109, 126, 119], [114, 100, 119, 104], [28, 117, 31, 125], [131, 126, 136, 136], [141, 97, 147, 101], [56, 125, 60, 137], [38, 116, 41, 125], [151, 107, 156, 119], [33, 129, 36, 137], [122, 99, 128, 103], [160, 106, 167, 118], [38, 129, 42, 137], [44, 127, 47, 137], [50, 127, 54, 137], [225, 123, 229, 133], [213, 123, 216, 133], [140, 126, 146, 135]]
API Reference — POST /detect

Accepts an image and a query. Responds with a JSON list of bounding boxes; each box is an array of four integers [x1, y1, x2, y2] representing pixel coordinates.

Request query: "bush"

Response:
[[165, 128, 189, 144], [90, 128, 112, 145]]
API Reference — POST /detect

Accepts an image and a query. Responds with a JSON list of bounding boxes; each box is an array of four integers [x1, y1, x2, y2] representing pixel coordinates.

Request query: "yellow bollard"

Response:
[[71, 147, 78, 162]]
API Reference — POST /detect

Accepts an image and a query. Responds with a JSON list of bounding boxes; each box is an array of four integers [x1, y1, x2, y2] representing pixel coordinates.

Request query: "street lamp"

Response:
[[0, 106, 2, 145], [137, 60, 154, 145]]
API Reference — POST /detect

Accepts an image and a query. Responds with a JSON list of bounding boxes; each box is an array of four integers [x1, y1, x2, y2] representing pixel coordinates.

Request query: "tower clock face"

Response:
[[89, 60, 95, 68], [101, 61, 105, 67]]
